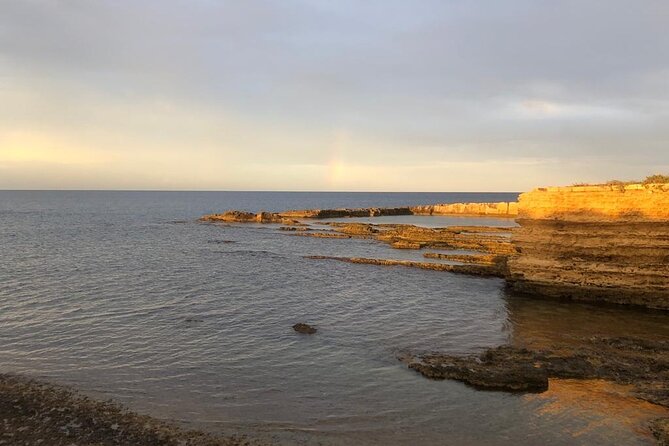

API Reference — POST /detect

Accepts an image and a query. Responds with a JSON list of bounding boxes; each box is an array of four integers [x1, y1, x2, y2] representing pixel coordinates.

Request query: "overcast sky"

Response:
[[1, 1, 668, 191]]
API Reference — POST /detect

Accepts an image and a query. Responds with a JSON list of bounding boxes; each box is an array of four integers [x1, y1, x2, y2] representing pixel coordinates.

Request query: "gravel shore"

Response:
[[0, 373, 254, 446]]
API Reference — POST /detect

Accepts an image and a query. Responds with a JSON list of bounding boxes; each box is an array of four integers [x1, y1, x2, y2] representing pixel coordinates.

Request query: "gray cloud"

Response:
[[1, 0, 668, 190]]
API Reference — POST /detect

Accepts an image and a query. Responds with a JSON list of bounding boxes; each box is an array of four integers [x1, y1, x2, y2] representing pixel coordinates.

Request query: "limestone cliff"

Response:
[[411, 202, 517, 217], [507, 184, 669, 309], [201, 202, 516, 222]]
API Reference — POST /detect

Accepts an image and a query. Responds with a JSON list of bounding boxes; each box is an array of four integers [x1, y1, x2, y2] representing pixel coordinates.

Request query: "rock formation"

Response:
[[279, 207, 413, 218], [372, 224, 517, 255], [306, 256, 504, 277], [405, 336, 669, 401], [199, 210, 301, 225], [411, 202, 518, 217], [293, 323, 317, 334], [506, 183, 669, 309], [200, 201, 517, 223]]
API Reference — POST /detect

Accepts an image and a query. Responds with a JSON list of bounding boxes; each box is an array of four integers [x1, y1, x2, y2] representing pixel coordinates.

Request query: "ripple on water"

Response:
[[0, 191, 666, 446]]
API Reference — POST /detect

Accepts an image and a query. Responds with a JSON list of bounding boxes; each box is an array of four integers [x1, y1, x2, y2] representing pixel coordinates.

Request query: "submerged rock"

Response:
[[407, 346, 548, 392], [293, 323, 317, 334], [306, 256, 504, 277], [405, 337, 669, 408], [291, 232, 351, 239]]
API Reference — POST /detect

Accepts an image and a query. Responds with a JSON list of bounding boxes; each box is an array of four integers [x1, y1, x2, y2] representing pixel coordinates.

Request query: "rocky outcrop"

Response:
[[406, 346, 549, 392], [199, 210, 301, 225], [306, 256, 504, 277], [411, 202, 518, 217], [279, 207, 412, 219], [405, 336, 669, 402], [507, 183, 669, 309], [199, 206, 519, 276], [200, 207, 412, 223], [423, 252, 506, 266], [376, 225, 517, 255], [330, 223, 380, 236], [200, 210, 256, 222], [290, 232, 351, 239], [201, 202, 518, 223], [317, 222, 516, 256], [293, 323, 317, 334]]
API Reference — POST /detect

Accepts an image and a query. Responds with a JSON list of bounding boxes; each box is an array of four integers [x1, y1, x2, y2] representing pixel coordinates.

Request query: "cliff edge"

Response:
[[507, 183, 669, 309]]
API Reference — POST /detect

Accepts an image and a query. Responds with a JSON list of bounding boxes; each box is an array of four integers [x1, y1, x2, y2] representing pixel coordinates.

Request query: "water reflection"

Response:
[[504, 291, 669, 442], [526, 379, 666, 443], [503, 291, 669, 349]]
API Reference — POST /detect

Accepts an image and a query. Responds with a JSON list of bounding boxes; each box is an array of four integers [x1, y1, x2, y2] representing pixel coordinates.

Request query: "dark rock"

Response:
[[404, 337, 669, 410], [293, 323, 317, 334], [408, 346, 548, 392], [650, 418, 669, 446]]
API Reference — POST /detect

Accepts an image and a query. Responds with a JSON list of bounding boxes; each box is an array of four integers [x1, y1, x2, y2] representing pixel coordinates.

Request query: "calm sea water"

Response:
[[1, 191, 667, 445]]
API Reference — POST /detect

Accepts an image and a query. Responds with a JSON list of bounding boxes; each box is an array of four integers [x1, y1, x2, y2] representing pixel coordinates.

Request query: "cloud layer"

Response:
[[1, 0, 668, 190]]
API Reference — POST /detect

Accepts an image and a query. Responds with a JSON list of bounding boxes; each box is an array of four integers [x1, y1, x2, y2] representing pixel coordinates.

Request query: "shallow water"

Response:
[[1, 191, 667, 445]]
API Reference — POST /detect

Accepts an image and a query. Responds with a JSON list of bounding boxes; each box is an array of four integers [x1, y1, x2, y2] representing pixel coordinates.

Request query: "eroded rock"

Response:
[[306, 256, 503, 277], [650, 418, 669, 445], [293, 323, 317, 334], [507, 184, 669, 309], [411, 202, 518, 217], [405, 336, 669, 408], [200, 211, 301, 225], [407, 346, 548, 392]]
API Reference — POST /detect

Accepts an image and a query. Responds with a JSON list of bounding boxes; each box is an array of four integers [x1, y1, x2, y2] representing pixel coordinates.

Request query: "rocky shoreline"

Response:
[[306, 255, 504, 276], [201, 207, 518, 279], [507, 183, 669, 309], [403, 336, 669, 444], [202, 185, 669, 310], [200, 200, 517, 224], [199, 192, 669, 444], [0, 373, 252, 446]]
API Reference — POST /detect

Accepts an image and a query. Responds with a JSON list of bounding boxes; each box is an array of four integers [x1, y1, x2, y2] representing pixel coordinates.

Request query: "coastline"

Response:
[[197, 189, 669, 444], [2, 188, 667, 445], [0, 373, 253, 446]]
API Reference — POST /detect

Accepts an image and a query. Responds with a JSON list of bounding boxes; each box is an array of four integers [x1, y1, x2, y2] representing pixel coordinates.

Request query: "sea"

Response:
[[1, 191, 667, 445]]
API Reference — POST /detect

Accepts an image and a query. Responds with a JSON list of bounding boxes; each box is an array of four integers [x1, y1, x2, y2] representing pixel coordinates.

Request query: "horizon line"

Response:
[[0, 189, 522, 194]]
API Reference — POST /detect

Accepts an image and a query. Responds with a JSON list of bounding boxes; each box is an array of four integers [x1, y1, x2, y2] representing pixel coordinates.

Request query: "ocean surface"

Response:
[[1, 191, 668, 445]]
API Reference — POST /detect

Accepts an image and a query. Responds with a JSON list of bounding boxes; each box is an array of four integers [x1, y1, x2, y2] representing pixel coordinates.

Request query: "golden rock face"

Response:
[[517, 183, 669, 222], [508, 183, 669, 309], [411, 201, 518, 216]]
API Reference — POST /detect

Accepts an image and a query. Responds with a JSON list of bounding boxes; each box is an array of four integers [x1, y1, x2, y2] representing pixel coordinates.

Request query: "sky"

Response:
[[0, 0, 668, 191]]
